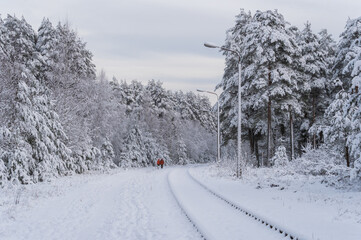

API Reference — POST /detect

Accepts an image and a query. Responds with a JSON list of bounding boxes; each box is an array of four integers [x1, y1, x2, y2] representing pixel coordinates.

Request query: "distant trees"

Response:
[[0, 15, 217, 185], [110, 79, 216, 167]]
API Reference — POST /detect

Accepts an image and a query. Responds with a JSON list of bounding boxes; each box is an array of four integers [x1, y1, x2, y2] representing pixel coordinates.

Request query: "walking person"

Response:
[[160, 159, 164, 169], [157, 159, 160, 168]]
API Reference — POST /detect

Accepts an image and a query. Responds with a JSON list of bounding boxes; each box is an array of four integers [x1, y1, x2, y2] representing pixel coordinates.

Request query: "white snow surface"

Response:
[[190, 165, 361, 240], [1, 165, 361, 240], [168, 168, 282, 240], [0, 168, 200, 240]]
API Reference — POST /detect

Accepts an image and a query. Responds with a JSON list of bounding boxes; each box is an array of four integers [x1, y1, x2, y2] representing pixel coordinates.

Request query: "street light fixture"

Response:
[[197, 89, 220, 163], [204, 42, 242, 178]]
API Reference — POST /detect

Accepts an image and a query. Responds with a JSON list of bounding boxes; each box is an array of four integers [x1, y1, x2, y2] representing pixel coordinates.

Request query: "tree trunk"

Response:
[[289, 106, 294, 160], [267, 71, 272, 165], [312, 95, 316, 148], [249, 128, 254, 154], [255, 138, 260, 168], [345, 145, 350, 167]]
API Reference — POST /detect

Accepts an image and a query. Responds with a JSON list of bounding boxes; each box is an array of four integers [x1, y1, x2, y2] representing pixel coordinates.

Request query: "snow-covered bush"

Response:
[[271, 146, 289, 167], [291, 145, 348, 177]]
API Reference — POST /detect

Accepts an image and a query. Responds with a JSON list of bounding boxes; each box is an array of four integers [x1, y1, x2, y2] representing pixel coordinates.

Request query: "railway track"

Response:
[[167, 167, 304, 240], [167, 171, 208, 240], [187, 169, 304, 240]]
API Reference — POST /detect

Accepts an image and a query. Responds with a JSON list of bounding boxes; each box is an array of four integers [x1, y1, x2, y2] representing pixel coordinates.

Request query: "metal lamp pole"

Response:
[[197, 89, 220, 163], [204, 42, 242, 178]]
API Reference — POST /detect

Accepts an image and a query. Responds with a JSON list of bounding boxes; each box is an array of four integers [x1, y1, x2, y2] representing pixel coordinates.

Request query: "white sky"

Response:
[[1, 0, 361, 103]]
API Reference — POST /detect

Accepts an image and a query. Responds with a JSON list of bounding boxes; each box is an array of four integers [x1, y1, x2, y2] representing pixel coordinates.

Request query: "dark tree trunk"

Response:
[[267, 70, 272, 165], [255, 137, 260, 168], [249, 128, 254, 154], [289, 106, 294, 160], [345, 145, 350, 167], [312, 95, 316, 148]]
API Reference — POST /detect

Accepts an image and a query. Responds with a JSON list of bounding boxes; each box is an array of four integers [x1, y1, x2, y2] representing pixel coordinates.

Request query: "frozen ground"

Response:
[[1, 165, 360, 240], [168, 168, 282, 240], [0, 167, 200, 240], [190, 164, 361, 240]]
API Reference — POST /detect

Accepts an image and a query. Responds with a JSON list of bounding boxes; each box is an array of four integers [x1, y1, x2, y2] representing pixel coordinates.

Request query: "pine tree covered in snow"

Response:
[[119, 125, 147, 168], [344, 19, 361, 178], [177, 138, 189, 165], [100, 140, 116, 169], [333, 17, 361, 91], [297, 22, 329, 148], [0, 16, 73, 183], [271, 145, 289, 167], [324, 17, 361, 167], [241, 10, 303, 164]]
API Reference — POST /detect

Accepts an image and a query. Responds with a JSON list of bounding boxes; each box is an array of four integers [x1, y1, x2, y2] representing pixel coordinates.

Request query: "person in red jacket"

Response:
[[160, 159, 164, 169], [157, 159, 160, 167]]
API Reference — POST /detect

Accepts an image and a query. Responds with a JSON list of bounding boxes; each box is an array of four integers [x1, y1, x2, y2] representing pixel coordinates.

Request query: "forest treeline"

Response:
[[0, 15, 216, 185]]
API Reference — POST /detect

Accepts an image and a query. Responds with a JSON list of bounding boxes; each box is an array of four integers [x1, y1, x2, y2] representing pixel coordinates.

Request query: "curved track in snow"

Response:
[[187, 169, 303, 240], [167, 167, 292, 240]]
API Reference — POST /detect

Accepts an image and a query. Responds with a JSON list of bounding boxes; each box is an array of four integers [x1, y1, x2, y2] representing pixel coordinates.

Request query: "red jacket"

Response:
[[157, 159, 160, 165], [160, 159, 164, 165]]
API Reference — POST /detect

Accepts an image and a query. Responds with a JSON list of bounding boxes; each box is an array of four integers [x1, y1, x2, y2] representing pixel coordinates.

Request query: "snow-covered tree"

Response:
[[177, 138, 189, 165], [333, 17, 361, 90], [0, 15, 73, 183], [345, 20, 361, 176], [242, 10, 303, 164], [119, 125, 147, 168], [101, 140, 116, 169], [271, 145, 289, 167], [324, 16, 361, 167], [297, 22, 329, 148]]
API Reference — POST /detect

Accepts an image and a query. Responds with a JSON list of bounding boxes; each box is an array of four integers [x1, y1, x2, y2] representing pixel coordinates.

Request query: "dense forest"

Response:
[[1, 8, 361, 186], [217, 10, 361, 182], [0, 15, 216, 185]]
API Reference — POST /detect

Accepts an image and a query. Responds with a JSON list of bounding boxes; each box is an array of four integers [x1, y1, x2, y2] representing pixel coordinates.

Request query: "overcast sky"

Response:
[[2, 0, 361, 103]]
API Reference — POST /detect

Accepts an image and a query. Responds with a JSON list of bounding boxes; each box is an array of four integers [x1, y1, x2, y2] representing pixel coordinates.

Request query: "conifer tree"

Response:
[[177, 138, 189, 165], [325, 17, 361, 167], [241, 10, 303, 164], [297, 22, 328, 148], [272, 145, 289, 167]]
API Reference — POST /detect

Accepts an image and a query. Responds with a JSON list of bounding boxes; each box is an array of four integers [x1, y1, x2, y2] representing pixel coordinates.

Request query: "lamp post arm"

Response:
[[220, 47, 241, 63]]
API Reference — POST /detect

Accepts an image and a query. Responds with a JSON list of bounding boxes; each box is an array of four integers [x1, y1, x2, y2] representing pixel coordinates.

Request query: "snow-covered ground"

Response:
[[1, 165, 360, 240], [190, 165, 361, 240], [0, 167, 200, 240], [168, 168, 282, 240]]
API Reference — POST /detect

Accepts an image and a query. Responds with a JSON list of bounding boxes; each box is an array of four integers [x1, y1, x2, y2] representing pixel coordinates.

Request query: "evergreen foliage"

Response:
[[218, 9, 361, 178], [0, 15, 216, 186]]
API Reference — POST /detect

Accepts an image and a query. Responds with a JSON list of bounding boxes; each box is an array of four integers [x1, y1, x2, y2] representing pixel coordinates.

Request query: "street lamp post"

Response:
[[197, 89, 220, 163], [204, 42, 242, 178]]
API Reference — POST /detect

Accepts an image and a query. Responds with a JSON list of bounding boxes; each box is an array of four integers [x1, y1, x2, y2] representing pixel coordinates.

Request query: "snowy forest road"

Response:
[[1, 166, 310, 240], [168, 168, 285, 240], [0, 167, 201, 240]]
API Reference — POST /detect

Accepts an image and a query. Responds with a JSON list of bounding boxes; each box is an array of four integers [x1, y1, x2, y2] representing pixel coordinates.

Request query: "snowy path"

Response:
[[0, 168, 201, 240], [168, 168, 283, 240]]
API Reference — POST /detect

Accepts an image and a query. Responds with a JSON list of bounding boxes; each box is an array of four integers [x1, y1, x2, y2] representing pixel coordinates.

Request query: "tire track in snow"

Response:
[[187, 169, 305, 240]]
